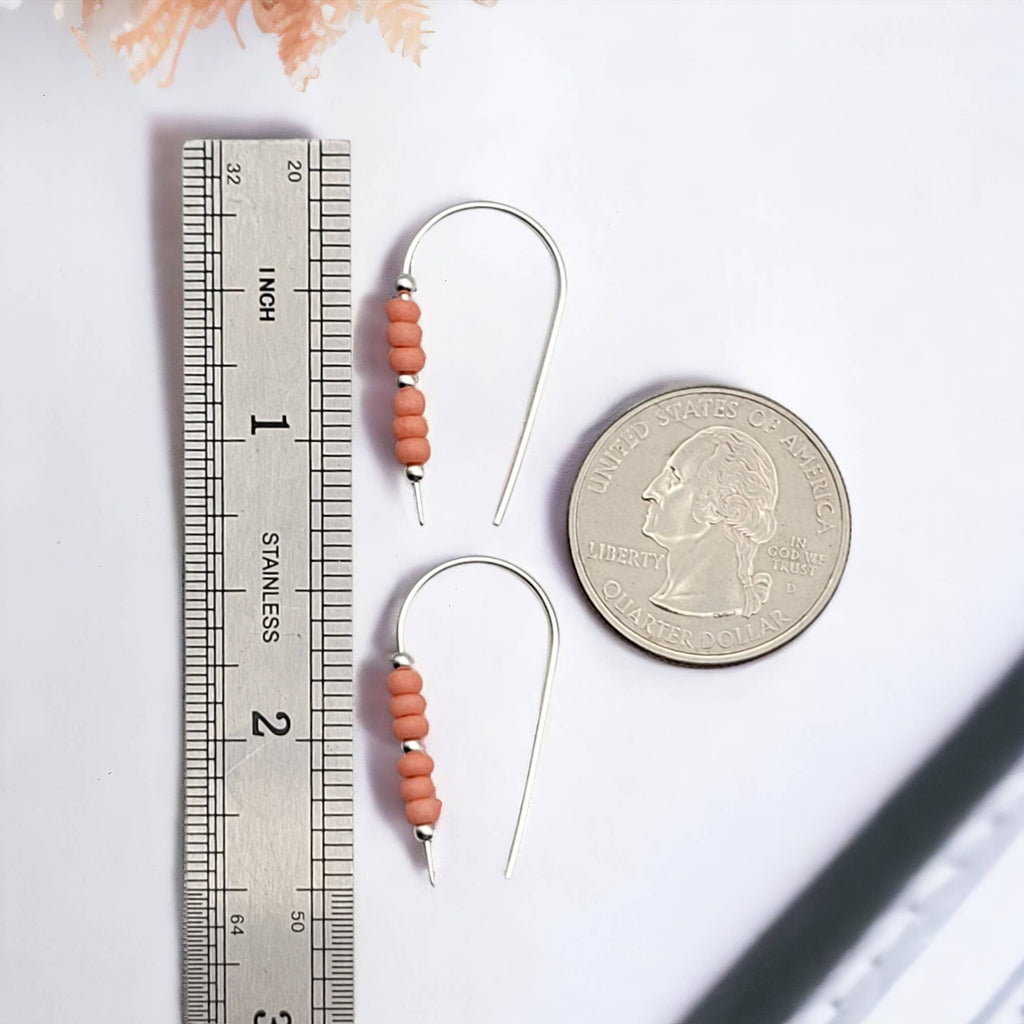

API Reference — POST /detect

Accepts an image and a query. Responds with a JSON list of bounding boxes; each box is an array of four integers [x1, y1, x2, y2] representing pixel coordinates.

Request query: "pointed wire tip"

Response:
[[411, 480, 425, 526], [492, 493, 509, 527], [424, 838, 437, 886]]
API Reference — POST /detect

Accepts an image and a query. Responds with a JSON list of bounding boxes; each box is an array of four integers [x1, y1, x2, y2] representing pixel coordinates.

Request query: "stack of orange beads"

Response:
[[387, 662, 442, 830], [385, 295, 430, 473]]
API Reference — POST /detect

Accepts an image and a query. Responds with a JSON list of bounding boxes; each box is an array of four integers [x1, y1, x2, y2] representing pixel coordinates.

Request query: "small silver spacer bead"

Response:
[[413, 824, 435, 842], [402, 739, 424, 754], [391, 651, 414, 669], [395, 273, 417, 293], [396, 374, 419, 389], [405, 464, 425, 483]]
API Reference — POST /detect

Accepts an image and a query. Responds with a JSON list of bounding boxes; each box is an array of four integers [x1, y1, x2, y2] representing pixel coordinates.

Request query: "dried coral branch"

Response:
[[110, 0, 243, 86], [214, 0, 247, 47], [80, 0, 104, 23], [365, 0, 430, 66], [70, 0, 494, 89], [71, 0, 104, 74], [111, 0, 192, 85], [251, 0, 357, 90]]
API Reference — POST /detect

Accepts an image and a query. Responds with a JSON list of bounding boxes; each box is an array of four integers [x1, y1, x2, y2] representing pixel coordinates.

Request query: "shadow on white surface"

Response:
[[678, 649, 1024, 1024]]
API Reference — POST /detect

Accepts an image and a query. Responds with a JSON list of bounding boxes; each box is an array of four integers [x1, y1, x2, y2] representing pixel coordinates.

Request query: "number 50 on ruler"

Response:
[[182, 138, 354, 1024]]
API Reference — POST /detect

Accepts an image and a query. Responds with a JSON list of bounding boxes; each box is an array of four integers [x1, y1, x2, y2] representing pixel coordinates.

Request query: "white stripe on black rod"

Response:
[[182, 139, 354, 1024]]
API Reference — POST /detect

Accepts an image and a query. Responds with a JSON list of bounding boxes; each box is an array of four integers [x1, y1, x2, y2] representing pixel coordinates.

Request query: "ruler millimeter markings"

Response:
[[182, 139, 353, 1024]]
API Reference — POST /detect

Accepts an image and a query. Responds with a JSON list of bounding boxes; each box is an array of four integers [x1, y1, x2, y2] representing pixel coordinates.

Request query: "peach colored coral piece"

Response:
[[404, 796, 441, 826], [364, 0, 431, 66], [72, 0, 496, 89], [251, 0, 355, 90]]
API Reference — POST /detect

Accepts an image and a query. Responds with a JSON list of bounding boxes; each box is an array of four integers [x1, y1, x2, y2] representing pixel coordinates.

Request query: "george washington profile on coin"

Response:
[[568, 387, 850, 666], [641, 426, 779, 619]]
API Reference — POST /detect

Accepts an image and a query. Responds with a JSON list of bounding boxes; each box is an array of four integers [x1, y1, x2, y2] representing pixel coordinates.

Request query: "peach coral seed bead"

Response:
[[387, 321, 423, 347], [393, 388, 425, 417], [397, 750, 434, 777], [386, 297, 421, 323], [393, 714, 429, 741], [395, 437, 431, 466], [405, 797, 442, 826], [388, 346, 426, 374], [400, 776, 436, 801], [387, 667, 423, 695], [393, 415, 428, 440], [390, 693, 427, 718]]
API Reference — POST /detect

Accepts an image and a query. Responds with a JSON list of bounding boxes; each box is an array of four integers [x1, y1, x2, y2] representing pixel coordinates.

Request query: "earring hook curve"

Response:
[[393, 555, 560, 881], [398, 201, 567, 526]]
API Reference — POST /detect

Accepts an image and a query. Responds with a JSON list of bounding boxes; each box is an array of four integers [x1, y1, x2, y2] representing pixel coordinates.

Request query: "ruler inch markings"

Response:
[[182, 139, 353, 1024]]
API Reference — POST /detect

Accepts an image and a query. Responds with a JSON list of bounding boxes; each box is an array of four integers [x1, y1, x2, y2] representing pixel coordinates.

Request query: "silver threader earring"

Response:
[[383, 556, 560, 885], [383, 201, 567, 525]]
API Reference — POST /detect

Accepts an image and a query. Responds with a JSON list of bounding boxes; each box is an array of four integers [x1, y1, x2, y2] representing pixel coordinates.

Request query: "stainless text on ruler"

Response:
[[182, 139, 353, 1024]]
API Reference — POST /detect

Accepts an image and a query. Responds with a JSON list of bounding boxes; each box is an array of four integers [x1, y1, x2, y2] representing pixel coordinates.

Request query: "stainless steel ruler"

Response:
[[182, 139, 353, 1024]]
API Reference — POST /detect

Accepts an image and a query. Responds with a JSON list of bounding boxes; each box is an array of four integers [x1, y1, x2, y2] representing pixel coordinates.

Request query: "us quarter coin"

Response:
[[568, 387, 851, 666]]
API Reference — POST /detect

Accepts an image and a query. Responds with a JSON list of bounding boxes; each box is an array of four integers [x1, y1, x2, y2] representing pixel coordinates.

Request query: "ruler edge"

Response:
[[180, 138, 355, 1024]]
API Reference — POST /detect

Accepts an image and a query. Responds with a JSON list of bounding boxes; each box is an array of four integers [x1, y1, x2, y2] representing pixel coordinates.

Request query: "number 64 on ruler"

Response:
[[182, 138, 354, 1024]]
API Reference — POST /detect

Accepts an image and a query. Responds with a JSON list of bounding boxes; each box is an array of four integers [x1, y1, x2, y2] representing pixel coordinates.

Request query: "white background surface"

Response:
[[3, 2, 1024, 1022]]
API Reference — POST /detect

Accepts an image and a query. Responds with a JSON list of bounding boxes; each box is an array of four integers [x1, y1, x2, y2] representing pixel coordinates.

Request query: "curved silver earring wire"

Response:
[[392, 555, 560, 883], [397, 201, 567, 526]]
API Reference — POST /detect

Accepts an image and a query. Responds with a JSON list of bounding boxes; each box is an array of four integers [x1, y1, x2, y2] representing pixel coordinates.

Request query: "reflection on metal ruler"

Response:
[[181, 139, 353, 1024]]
